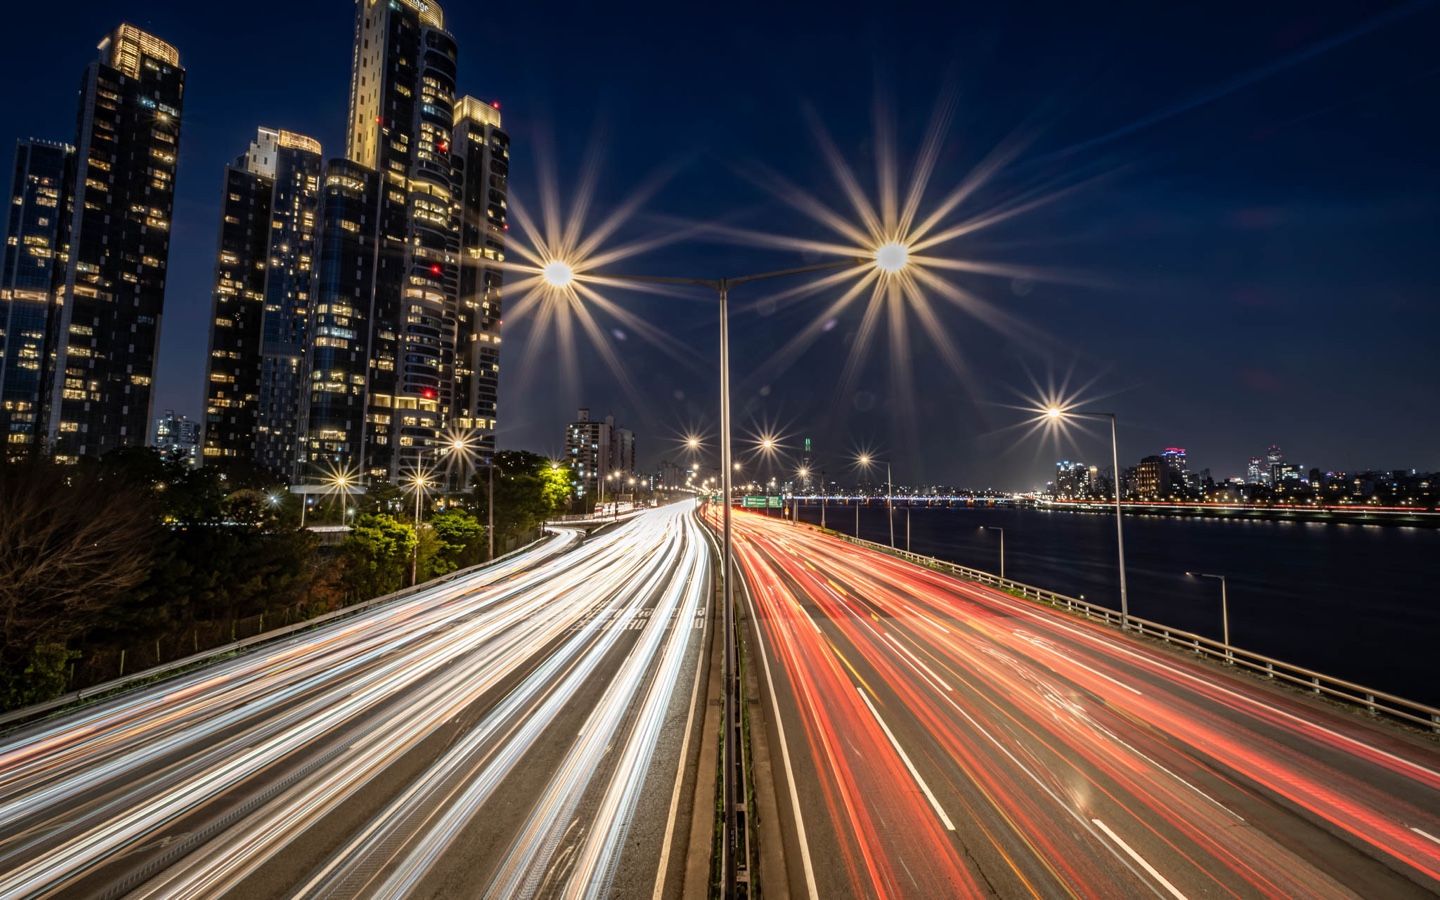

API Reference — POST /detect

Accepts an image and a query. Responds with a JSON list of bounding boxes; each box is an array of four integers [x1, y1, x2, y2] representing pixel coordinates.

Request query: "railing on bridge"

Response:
[[827, 530, 1440, 734]]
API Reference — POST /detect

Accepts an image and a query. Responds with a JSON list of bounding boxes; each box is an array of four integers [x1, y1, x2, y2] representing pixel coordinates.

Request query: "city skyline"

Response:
[[1, 2, 1437, 486]]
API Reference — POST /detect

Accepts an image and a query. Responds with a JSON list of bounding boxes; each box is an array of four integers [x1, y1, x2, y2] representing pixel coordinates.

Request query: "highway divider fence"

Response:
[[826, 530, 1440, 734]]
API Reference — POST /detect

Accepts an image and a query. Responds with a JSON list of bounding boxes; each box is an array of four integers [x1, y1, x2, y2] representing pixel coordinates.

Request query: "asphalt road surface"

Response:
[[729, 509, 1440, 899], [0, 502, 711, 899]]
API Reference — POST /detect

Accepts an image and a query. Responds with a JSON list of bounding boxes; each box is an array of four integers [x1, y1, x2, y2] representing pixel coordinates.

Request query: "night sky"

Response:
[[3, 1, 1436, 488]]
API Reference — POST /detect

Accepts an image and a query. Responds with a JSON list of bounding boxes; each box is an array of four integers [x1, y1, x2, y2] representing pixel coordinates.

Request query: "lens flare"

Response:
[[500, 135, 699, 419], [709, 93, 1100, 469]]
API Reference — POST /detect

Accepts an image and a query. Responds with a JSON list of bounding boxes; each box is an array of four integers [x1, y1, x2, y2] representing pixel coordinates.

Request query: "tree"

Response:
[[0, 460, 156, 699], [473, 451, 570, 550], [340, 514, 417, 599], [428, 508, 485, 576]]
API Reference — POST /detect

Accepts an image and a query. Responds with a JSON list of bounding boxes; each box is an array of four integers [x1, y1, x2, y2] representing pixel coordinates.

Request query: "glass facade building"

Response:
[[202, 127, 322, 476], [0, 140, 74, 460], [46, 25, 185, 461]]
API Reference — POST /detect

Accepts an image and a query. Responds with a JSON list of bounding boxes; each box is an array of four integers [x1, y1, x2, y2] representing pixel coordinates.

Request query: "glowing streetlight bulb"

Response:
[[857, 453, 872, 467], [1046, 406, 1064, 420], [686, 436, 701, 450], [874, 242, 909, 273], [542, 260, 575, 288]]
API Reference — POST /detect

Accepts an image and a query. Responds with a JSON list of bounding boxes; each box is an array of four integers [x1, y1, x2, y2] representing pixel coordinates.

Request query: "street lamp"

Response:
[[405, 468, 434, 585], [324, 467, 357, 529], [1046, 406, 1130, 628], [855, 453, 896, 547], [1186, 571, 1231, 663], [979, 525, 1005, 579]]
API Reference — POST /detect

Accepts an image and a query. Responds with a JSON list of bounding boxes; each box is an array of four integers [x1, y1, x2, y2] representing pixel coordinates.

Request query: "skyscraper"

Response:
[[301, 0, 490, 486], [452, 96, 508, 458], [45, 25, 184, 462], [1265, 444, 1286, 486], [0, 140, 75, 460], [203, 127, 322, 475]]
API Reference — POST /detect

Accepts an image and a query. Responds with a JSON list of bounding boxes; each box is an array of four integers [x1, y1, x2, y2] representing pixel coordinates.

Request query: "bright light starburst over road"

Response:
[[709, 95, 1097, 458], [500, 143, 697, 413]]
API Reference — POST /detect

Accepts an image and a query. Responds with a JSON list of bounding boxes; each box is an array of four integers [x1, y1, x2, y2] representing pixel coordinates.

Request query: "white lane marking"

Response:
[[882, 631, 953, 692], [857, 688, 955, 831], [740, 567, 821, 900], [1092, 818, 1188, 900], [651, 595, 711, 900], [1412, 826, 1440, 846], [1089, 722, 1244, 822]]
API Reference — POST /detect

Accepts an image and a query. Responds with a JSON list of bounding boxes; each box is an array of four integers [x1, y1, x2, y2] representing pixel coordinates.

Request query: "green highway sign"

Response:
[[768, 496, 784, 508], [742, 496, 768, 508]]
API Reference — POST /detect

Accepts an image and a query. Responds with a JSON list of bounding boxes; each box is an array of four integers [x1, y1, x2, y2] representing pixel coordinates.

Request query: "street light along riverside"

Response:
[[1046, 406, 1130, 628], [980, 524, 1004, 579], [1186, 571, 1232, 663]]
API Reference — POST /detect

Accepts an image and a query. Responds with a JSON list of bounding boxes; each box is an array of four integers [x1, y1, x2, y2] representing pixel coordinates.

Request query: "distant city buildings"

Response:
[[564, 407, 637, 504], [152, 409, 199, 467], [0, 25, 185, 464], [1044, 439, 1434, 508], [1054, 460, 1096, 499]]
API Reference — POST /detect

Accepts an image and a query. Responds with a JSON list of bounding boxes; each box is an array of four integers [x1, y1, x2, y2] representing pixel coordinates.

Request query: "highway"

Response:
[[729, 509, 1440, 899], [0, 502, 712, 899]]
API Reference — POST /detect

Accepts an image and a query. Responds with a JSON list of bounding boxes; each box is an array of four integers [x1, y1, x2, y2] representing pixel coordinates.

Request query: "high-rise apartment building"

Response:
[[452, 96, 508, 456], [611, 424, 636, 474], [45, 25, 185, 462], [1135, 455, 1168, 499], [0, 140, 75, 460], [566, 408, 611, 501], [300, 0, 461, 484], [203, 127, 322, 475]]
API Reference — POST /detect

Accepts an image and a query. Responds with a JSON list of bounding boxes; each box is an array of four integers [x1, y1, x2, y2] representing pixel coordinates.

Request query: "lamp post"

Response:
[[486, 451, 496, 560], [1186, 571, 1231, 662], [1047, 407, 1129, 628], [543, 257, 871, 897], [980, 525, 1005, 579], [406, 469, 433, 586], [856, 453, 895, 547]]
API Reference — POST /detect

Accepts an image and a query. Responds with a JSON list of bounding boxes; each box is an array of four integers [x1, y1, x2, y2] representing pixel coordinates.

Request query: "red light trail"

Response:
[[720, 507, 1440, 898]]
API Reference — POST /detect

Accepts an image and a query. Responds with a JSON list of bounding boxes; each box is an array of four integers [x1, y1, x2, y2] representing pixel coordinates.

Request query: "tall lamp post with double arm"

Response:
[[539, 250, 909, 895]]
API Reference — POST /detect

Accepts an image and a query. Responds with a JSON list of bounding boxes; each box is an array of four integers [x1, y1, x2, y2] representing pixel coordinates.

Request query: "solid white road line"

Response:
[[651, 538, 712, 900], [1091, 818, 1188, 900], [741, 571, 821, 900], [857, 688, 955, 832], [1411, 825, 1440, 846]]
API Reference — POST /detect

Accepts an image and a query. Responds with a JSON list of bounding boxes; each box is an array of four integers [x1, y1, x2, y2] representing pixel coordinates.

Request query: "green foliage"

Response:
[[0, 643, 80, 710], [340, 514, 418, 599], [428, 508, 485, 576], [474, 451, 571, 548]]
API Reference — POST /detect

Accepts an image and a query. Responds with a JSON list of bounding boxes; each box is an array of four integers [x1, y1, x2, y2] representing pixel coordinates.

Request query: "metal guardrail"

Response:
[[827, 530, 1440, 734], [0, 530, 564, 732]]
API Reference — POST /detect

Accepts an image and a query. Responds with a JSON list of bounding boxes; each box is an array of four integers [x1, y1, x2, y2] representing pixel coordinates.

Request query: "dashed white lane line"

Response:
[[1091, 818, 1188, 900], [857, 688, 955, 832]]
